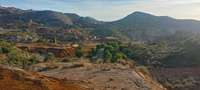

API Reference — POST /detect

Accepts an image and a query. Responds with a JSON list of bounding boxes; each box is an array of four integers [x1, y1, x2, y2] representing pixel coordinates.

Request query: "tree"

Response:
[[96, 45, 101, 49], [128, 42, 132, 47], [118, 41, 123, 45], [75, 46, 86, 58], [113, 42, 119, 48], [101, 43, 105, 48], [112, 53, 122, 62], [75, 50, 86, 58], [121, 53, 127, 60], [119, 44, 126, 51], [2, 46, 10, 54], [91, 48, 97, 54], [29, 56, 40, 64], [44, 52, 56, 62], [104, 50, 112, 61], [104, 45, 114, 52]]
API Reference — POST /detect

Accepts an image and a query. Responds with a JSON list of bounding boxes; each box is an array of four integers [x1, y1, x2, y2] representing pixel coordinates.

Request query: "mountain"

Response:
[[0, 6, 101, 27], [109, 11, 200, 32], [1, 6, 200, 41], [107, 12, 200, 41]]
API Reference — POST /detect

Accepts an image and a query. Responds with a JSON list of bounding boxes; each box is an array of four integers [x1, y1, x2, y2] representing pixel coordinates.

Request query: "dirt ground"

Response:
[[0, 65, 87, 90], [29, 62, 164, 90]]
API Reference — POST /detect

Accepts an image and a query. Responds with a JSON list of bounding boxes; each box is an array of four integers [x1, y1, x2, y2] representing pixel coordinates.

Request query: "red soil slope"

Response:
[[0, 65, 87, 90]]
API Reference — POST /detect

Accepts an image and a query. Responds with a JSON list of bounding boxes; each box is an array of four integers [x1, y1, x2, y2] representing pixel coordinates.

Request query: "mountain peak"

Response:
[[129, 11, 154, 17]]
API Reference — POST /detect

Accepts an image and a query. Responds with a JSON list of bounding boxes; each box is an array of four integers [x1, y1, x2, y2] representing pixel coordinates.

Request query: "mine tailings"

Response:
[[15, 43, 75, 58]]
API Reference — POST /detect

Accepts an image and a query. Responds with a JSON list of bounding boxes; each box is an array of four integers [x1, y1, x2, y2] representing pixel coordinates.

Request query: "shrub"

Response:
[[112, 53, 122, 62], [121, 53, 127, 60], [29, 57, 40, 64], [101, 43, 105, 48], [44, 52, 56, 62], [62, 58, 70, 62], [136, 66, 150, 76], [104, 50, 112, 61], [75, 49, 86, 58], [2, 46, 11, 54], [164, 82, 174, 89], [104, 45, 114, 52], [116, 59, 126, 64], [96, 45, 101, 49], [72, 63, 84, 67]]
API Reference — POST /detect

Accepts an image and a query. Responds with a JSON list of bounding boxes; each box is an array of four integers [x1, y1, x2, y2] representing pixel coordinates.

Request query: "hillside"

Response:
[[109, 11, 200, 32], [1, 6, 200, 41], [0, 65, 87, 90], [0, 6, 101, 28], [28, 62, 164, 90], [107, 12, 200, 41]]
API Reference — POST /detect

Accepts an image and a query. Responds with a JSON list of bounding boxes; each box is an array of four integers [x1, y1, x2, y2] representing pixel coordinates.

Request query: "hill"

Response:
[[0, 65, 87, 90], [109, 11, 200, 32], [0, 6, 101, 28], [28, 62, 164, 90], [107, 12, 200, 41], [1, 6, 200, 41]]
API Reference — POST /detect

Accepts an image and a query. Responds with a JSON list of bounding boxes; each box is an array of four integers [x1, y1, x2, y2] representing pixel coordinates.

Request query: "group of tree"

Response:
[[0, 40, 40, 67], [102, 41, 128, 63]]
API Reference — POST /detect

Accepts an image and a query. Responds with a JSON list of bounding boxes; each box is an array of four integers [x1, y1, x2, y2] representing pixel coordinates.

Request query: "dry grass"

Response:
[[79, 58, 90, 63], [71, 63, 85, 68], [136, 66, 150, 76], [96, 58, 104, 64]]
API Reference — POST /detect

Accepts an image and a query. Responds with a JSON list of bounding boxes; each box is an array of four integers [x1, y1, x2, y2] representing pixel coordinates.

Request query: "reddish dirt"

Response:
[[16, 43, 75, 58], [0, 65, 87, 90], [81, 42, 100, 51]]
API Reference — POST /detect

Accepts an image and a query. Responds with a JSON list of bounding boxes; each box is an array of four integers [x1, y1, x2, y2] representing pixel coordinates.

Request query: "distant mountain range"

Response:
[[0, 6, 200, 41]]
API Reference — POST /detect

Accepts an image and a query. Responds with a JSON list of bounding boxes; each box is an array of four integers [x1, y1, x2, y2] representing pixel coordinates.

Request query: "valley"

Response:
[[0, 5, 200, 90]]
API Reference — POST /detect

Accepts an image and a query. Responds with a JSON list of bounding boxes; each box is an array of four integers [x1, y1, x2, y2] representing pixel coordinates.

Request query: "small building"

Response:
[[72, 44, 79, 48]]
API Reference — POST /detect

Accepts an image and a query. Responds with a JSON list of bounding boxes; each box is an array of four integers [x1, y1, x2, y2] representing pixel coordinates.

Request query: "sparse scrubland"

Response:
[[1, 6, 200, 90]]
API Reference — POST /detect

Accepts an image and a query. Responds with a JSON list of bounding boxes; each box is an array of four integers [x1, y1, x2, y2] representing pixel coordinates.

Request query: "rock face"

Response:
[[30, 63, 164, 90], [0, 65, 87, 90], [16, 43, 75, 57]]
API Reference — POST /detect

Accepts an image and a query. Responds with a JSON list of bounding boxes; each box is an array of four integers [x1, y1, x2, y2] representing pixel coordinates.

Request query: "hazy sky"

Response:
[[1, 0, 200, 21]]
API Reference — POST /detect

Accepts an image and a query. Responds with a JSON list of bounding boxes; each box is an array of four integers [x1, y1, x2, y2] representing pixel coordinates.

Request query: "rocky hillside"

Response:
[[0, 6, 101, 28], [1, 6, 200, 41], [29, 62, 165, 90], [0, 65, 87, 90], [107, 12, 200, 41]]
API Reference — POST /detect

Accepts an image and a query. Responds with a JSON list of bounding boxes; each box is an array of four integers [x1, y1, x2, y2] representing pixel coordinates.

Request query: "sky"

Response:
[[0, 0, 200, 21]]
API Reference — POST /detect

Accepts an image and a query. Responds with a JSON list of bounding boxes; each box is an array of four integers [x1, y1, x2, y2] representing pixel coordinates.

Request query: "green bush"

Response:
[[29, 57, 40, 64], [44, 52, 56, 62], [101, 43, 105, 48], [2, 46, 11, 54], [75, 49, 86, 58], [96, 45, 101, 49], [104, 50, 112, 61], [104, 45, 114, 51], [112, 53, 122, 62], [62, 58, 70, 62]]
